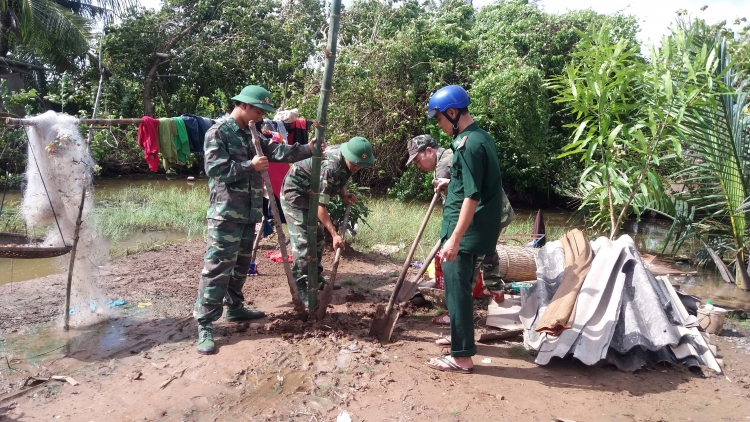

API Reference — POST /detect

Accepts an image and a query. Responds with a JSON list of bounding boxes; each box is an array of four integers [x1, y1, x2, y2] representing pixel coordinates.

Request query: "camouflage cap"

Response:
[[406, 135, 438, 165]]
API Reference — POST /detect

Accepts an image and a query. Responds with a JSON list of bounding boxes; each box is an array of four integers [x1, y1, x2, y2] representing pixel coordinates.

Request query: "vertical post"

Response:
[[307, 0, 342, 313], [64, 187, 87, 331]]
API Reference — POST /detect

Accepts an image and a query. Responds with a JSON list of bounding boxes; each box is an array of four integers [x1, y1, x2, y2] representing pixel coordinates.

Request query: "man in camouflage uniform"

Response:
[[281, 137, 375, 306], [195, 85, 320, 355], [406, 134, 515, 297]]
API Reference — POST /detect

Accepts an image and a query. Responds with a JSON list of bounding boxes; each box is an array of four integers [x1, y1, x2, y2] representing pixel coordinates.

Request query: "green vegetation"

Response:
[[94, 185, 207, 241]]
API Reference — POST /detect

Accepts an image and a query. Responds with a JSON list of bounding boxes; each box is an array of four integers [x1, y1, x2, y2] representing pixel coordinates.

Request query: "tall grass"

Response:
[[352, 199, 571, 261], [94, 185, 208, 241]]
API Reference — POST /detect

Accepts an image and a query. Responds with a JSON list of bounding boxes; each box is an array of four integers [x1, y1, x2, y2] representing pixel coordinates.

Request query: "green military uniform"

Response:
[[441, 123, 503, 358], [280, 137, 375, 304], [194, 116, 313, 324], [408, 135, 514, 291]]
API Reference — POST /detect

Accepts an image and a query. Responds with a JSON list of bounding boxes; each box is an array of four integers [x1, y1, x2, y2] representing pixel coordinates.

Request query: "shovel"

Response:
[[395, 239, 441, 303], [369, 191, 441, 342], [315, 202, 351, 319], [248, 216, 266, 276]]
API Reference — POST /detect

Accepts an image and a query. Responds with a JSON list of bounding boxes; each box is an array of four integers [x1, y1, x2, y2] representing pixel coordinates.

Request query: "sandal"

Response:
[[431, 312, 450, 325], [435, 336, 451, 347], [426, 356, 473, 374]]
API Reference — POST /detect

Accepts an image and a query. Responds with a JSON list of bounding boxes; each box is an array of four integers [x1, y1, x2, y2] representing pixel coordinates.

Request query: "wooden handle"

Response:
[[328, 203, 352, 285], [383, 192, 440, 313], [248, 121, 305, 312]]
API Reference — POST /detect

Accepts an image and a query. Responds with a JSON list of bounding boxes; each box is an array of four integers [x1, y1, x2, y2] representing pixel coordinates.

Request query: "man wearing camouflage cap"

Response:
[[195, 85, 322, 354], [281, 136, 375, 306], [407, 134, 515, 305]]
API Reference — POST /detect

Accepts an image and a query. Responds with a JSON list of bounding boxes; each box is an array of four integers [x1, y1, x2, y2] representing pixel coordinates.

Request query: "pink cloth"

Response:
[[137, 116, 160, 172]]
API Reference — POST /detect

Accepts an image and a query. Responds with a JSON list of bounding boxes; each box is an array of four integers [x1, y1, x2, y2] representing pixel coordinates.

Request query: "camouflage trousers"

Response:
[[194, 218, 255, 323], [475, 252, 504, 291], [280, 198, 324, 282]]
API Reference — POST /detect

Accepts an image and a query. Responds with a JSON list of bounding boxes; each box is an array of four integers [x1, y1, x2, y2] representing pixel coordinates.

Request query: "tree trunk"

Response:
[[142, 23, 197, 116]]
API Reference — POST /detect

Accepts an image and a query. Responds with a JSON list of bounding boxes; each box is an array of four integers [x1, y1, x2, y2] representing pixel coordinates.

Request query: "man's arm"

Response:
[[440, 197, 478, 262], [204, 129, 261, 182], [318, 204, 345, 250]]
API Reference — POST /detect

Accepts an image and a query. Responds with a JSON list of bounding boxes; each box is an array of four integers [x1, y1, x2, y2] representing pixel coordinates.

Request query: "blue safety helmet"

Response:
[[427, 85, 470, 119]]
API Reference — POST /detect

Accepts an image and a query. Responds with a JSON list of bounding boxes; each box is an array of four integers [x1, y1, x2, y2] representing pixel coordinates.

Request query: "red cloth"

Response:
[[265, 130, 293, 198], [266, 250, 292, 263], [137, 116, 160, 172], [292, 118, 307, 129]]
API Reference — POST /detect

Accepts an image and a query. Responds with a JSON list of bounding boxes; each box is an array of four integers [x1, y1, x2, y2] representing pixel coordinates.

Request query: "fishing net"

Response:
[[21, 111, 109, 327]]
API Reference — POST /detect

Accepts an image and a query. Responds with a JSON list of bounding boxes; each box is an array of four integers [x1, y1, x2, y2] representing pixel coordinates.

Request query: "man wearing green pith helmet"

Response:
[[281, 136, 375, 306], [194, 85, 322, 355]]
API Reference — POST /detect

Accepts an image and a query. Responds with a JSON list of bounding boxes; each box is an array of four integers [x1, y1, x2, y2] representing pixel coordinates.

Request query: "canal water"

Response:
[[1, 177, 749, 310]]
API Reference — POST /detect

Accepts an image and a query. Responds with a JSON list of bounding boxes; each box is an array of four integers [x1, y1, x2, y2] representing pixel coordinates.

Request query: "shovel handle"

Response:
[[329, 203, 352, 285], [249, 121, 305, 312], [384, 192, 441, 313]]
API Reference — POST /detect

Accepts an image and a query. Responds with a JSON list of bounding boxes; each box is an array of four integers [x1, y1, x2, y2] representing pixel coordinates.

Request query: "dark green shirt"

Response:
[[440, 123, 503, 255]]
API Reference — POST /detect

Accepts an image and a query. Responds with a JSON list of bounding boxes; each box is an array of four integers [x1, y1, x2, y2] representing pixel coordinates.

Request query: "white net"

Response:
[[22, 111, 110, 327]]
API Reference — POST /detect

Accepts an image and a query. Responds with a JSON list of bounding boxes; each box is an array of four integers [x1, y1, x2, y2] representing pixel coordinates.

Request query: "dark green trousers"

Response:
[[443, 252, 478, 357]]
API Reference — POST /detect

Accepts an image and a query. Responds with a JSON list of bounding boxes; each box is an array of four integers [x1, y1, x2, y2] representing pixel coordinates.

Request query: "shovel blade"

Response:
[[368, 304, 400, 343]]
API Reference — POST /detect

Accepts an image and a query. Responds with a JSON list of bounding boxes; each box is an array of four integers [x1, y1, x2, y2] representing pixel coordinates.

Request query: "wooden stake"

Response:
[[64, 187, 87, 331], [247, 123, 305, 313]]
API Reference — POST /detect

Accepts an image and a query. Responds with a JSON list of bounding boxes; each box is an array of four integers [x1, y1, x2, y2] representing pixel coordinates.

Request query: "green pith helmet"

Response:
[[340, 136, 375, 167], [231, 85, 276, 112]]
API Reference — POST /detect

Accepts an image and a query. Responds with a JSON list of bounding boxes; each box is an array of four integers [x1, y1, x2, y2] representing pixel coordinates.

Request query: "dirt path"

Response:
[[2, 240, 750, 421]]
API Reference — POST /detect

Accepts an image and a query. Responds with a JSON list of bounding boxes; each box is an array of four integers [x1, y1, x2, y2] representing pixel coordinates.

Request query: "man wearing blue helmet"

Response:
[[425, 85, 504, 374]]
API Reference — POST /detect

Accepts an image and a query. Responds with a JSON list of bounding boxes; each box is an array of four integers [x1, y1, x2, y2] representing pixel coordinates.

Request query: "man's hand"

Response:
[[342, 193, 357, 205], [433, 178, 450, 194], [252, 155, 269, 172], [332, 234, 345, 251], [441, 236, 459, 262], [309, 138, 326, 153]]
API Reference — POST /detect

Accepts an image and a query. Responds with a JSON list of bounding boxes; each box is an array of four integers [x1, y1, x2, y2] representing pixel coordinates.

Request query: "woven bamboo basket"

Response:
[[496, 244, 538, 282], [0, 232, 72, 259]]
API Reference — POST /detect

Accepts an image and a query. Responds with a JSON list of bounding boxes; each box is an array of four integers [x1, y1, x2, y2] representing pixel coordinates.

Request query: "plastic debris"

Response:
[[107, 299, 126, 307], [481, 358, 492, 364], [137, 302, 153, 308], [410, 261, 423, 268], [337, 411, 352, 422]]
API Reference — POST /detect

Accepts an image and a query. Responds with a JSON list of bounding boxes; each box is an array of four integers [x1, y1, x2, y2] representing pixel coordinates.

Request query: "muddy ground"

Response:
[[2, 240, 750, 421]]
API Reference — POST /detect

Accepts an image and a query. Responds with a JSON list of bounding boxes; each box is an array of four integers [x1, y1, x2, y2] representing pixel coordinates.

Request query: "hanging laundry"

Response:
[[290, 119, 312, 146], [157, 118, 181, 169], [137, 116, 160, 172], [181, 114, 212, 154], [172, 117, 191, 163]]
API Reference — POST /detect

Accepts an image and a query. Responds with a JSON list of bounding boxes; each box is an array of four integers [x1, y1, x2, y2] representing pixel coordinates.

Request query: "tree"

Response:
[[0, 0, 133, 72], [549, 23, 715, 239]]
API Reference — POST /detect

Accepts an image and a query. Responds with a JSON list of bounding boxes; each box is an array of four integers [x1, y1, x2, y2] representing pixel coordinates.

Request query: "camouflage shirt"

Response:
[[204, 117, 313, 223], [282, 146, 352, 209], [433, 147, 516, 230]]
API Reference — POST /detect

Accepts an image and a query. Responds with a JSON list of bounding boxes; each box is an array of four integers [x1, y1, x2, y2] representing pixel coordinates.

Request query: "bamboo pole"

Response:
[[307, 0, 342, 313], [5, 117, 146, 127], [63, 187, 87, 331], [248, 123, 306, 313]]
